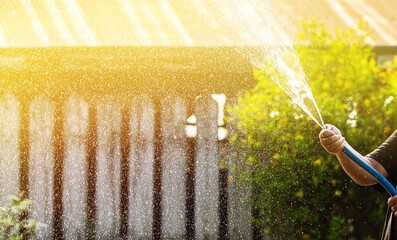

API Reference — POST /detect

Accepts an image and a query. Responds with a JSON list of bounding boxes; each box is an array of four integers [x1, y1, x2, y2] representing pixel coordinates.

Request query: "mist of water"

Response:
[[191, 0, 325, 128], [257, 46, 325, 128]]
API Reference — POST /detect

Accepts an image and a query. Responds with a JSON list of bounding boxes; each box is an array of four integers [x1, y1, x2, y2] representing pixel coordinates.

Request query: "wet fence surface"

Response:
[[0, 47, 257, 239], [0, 93, 253, 239]]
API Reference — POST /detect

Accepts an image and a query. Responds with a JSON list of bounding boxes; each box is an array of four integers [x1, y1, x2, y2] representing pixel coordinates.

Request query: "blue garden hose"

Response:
[[342, 145, 397, 196]]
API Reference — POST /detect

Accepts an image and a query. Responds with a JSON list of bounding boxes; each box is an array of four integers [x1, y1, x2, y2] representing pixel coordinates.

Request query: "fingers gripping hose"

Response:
[[342, 145, 397, 196]]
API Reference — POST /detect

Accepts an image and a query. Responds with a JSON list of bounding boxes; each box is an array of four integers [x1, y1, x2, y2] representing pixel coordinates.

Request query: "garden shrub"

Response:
[[0, 193, 41, 239], [228, 20, 397, 239]]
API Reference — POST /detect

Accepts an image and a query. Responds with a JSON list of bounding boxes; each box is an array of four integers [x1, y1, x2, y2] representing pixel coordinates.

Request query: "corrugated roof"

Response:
[[0, 0, 396, 48]]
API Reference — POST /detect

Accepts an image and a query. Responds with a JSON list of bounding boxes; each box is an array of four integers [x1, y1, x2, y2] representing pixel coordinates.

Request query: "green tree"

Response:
[[228, 20, 397, 239]]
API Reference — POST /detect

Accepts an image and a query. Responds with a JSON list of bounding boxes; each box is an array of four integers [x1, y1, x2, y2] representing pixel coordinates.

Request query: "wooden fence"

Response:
[[0, 47, 256, 239], [0, 76, 252, 239]]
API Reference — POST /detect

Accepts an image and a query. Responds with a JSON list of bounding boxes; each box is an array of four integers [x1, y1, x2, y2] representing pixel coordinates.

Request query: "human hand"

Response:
[[388, 196, 397, 216], [319, 124, 345, 155]]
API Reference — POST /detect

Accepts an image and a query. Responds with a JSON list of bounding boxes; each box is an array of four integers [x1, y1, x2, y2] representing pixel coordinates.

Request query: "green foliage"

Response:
[[0, 194, 41, 240], [228, 19, 397, 239]]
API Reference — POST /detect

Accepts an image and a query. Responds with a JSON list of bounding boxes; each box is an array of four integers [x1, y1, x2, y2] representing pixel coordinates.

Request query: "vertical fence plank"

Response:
[[53, 97, 66, 239], [185, 97, 196, 239], [18, 97, 29, 200], [227, 146, 252, 239], [195, 95, 219, 240], [86, 101, 98, 239], [0, 94, 20, 205], [226, 98, 252, 239], [120, 102, 131, 238], [29, 96, 55, 239], [96, 100, 122, 238], [153, 97, 162, 239], [63, 96, 89, 239], [161, 96, 187, 238], [128, 95, 154, 238]]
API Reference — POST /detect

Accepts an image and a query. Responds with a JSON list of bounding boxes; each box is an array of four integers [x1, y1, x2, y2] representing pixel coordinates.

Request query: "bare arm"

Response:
[[334, 143, 388, 186], [319, 124, 388, 186]]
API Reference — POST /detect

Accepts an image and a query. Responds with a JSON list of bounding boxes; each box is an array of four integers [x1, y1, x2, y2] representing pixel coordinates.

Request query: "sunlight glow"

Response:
[[44, 0, 76, 45], [20, 0, 51, 45], [1, 1, 395, 47], [60, 0, 97, 45]]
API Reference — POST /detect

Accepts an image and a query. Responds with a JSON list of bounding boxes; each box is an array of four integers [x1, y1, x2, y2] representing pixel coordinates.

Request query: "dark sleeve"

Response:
[[366, 131, 397, 192]]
